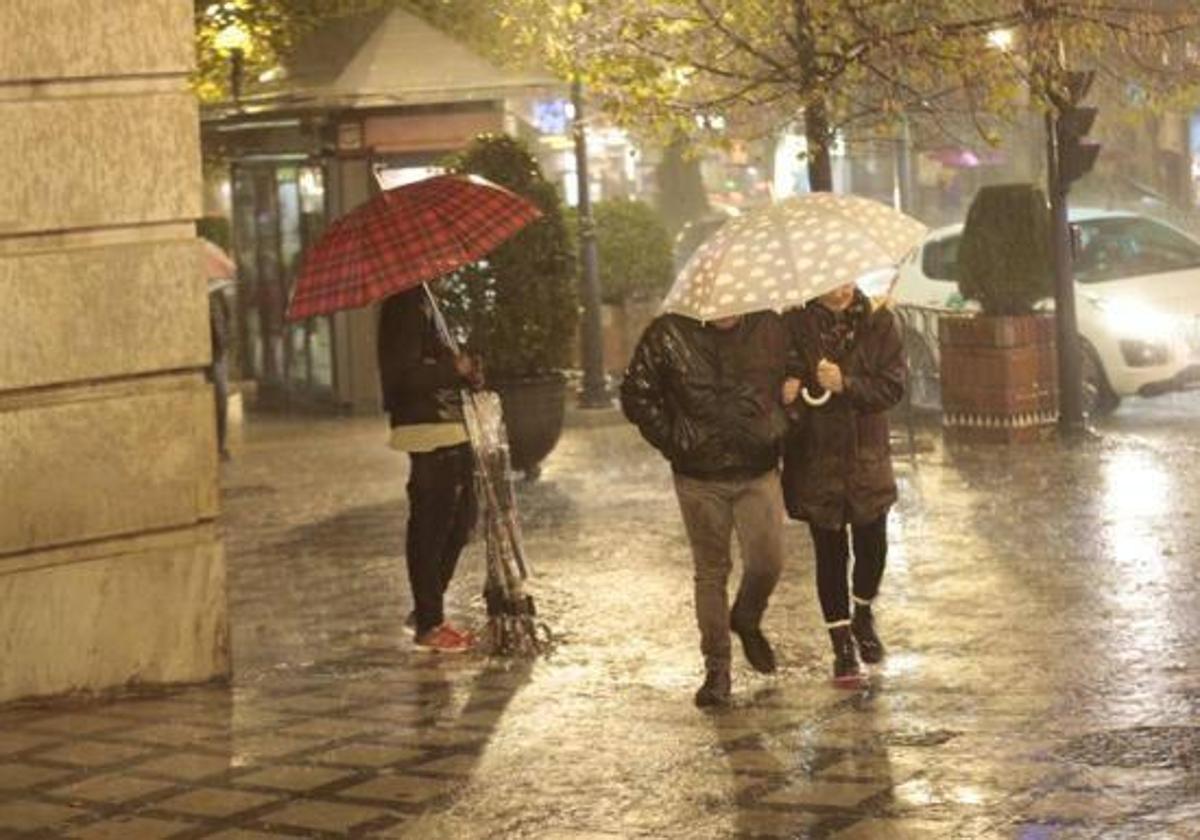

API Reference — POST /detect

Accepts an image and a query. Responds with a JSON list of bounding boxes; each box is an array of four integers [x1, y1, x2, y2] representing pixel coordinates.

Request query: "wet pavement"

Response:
[[3, 394, 1200, 838]]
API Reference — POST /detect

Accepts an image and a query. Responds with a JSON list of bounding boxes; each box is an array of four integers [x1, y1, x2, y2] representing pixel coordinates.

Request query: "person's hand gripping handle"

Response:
[[454, 353, 485, 390]]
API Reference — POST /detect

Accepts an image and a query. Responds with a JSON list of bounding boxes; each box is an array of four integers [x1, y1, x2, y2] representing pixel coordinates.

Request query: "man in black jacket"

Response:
[[378, 287, 482, 653], [621, 311, 789, 707]]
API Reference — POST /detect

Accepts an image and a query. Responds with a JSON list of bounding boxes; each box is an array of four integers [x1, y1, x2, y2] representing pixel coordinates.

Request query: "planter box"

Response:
[[494, 372, 567, 479], [939, 314, 1058, 443]]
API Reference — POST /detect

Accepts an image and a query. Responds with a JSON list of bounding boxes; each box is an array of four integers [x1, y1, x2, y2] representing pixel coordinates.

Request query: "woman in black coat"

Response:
[[782, 283, 906, 685]]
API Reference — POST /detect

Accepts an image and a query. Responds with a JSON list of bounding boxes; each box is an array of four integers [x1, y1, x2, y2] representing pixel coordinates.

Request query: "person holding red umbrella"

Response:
[[285, 172, 545, 654], [378, 284, 483, 653]]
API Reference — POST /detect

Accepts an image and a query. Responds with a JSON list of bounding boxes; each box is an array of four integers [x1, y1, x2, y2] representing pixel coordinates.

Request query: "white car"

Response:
[[891, 209, 1200, 415]]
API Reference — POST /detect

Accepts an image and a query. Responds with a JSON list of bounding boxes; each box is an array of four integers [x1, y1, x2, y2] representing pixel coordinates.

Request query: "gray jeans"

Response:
[[673, 470, 785, 672]]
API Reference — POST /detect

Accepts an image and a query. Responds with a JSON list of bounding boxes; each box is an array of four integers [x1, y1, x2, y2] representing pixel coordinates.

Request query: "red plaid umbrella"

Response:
[[285, 174, 542, 322]]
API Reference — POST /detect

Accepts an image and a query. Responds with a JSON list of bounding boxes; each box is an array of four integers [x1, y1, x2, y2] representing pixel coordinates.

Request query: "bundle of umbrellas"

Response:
[[287, 173, 550, 656], [461, 389, 549, 655]]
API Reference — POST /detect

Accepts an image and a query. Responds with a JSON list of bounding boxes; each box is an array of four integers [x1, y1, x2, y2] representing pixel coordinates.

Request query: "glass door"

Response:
[[230, 161, 334, 403]]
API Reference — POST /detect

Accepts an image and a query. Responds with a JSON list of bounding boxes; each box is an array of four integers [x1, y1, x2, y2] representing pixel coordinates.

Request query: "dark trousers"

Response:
[[208, 357, 229, 453], [808, 514, 887, 625], [407, 443, 476, 635]]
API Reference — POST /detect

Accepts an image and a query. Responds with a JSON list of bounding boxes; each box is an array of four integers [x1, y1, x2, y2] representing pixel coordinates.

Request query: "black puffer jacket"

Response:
[[377, 290, 466, 428], [620, 312, 789, 480], [781, 294, 906, 529]]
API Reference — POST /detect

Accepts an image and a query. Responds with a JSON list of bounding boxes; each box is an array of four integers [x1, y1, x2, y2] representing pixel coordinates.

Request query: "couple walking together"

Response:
[[621, 282, 906, 707], [376, 277, 905, 698]]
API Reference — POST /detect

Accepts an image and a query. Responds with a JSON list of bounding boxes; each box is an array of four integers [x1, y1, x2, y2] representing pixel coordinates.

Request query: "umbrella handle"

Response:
[[801, 386, 831, 407]]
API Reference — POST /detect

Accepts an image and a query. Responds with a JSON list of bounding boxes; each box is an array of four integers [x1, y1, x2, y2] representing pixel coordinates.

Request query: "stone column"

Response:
[[0, 1, 228, 702]]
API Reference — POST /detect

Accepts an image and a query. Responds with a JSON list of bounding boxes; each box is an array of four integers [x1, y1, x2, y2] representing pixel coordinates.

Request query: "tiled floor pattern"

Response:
[[1, 658, 506, 838], [6, 407, 1200, 838], [5, 662, 1187, 839]]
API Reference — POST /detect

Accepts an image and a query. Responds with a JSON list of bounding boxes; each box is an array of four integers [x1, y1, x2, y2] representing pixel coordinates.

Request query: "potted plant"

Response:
[[444, 134, 579, 477], [939, 183, 1058, 443], [566, 198, 674, 371]]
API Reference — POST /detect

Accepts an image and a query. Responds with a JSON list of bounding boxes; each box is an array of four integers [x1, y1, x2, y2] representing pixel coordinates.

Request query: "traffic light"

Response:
[[1053, 71, 1101, 190], [1045, 70, 1102, 437]]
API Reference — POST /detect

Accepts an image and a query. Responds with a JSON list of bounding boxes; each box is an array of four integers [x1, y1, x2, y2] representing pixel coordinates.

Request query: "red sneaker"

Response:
[[414, 624, 473, 653], [443, 623, 477, 645]]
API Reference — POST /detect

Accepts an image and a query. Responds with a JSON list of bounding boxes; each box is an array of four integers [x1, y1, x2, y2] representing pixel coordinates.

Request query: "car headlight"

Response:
[[1118, 340, 1170, 368], [1090, 296, 1178, 343]]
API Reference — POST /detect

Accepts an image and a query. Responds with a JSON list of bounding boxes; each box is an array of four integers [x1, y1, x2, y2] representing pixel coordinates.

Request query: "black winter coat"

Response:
[[376, 290, 466, 428], [781, 298, 906, 529], [620, 312, 789, 481]]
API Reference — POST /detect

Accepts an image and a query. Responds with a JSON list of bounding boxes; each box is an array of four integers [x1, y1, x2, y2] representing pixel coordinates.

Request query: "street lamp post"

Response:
[[572, 77, 611, 408], [229, 47, 245, 103], [214, 23, 251, 105]]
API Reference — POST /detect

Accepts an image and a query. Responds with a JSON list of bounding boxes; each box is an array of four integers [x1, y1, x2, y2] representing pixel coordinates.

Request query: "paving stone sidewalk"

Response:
[[2, 397, 1199, 839]]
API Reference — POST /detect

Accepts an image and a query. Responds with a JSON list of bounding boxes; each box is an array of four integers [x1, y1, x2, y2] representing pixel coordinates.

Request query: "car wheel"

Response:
[[903, 329, 941, 411], [1080, 339, 1120, 418]]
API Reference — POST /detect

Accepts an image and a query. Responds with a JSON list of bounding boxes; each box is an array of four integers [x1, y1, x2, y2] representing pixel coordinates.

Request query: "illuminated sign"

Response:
[[532, 99, 571, 136]]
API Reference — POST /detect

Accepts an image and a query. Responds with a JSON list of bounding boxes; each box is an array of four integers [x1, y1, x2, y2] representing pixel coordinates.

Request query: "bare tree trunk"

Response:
[[656, 134, 711, 236], [794, 0, 833, 192], [804, 98, 834, 192]]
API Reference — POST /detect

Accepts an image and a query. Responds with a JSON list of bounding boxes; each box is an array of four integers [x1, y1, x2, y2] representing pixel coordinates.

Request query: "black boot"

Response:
[[730, 608, 777, 674], [829, 626, 862, 686], [851, 604, 884, 664], [694, 670, 731, 708]]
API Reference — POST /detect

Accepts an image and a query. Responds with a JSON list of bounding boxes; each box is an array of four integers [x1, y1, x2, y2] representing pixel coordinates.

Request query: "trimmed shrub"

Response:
[[958, 183, 1054, 316], [443, 134, 578, 378], [567, 199, 675, 305]]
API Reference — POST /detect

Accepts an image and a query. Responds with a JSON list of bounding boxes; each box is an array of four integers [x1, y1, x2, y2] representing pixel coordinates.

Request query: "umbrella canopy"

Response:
[[286, 174, 542, 322], [202, 238, 236, 280], [662, 193, 927, 321]]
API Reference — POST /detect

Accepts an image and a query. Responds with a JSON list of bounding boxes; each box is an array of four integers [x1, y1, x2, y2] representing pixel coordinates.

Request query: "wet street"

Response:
[[3, 395, 1200, 839]]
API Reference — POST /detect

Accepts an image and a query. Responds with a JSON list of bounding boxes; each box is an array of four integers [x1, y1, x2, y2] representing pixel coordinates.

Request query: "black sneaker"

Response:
[[830, 626, 863, 688], [730, 616, 777, 674], [851, 604, 885, 664], [694, 670, 731, 708]]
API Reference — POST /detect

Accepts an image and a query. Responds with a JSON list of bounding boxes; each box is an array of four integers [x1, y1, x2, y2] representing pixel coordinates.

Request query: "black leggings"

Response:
[[406, 444, 477, 635], [808, 514, 887, 625]]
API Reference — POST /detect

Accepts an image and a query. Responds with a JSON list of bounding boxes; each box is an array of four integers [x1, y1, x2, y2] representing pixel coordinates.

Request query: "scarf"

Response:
[[810, 288, 873, 364]]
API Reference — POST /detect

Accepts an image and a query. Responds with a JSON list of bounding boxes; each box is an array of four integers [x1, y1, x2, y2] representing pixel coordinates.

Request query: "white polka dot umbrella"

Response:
[[661, 193, 928, 321]]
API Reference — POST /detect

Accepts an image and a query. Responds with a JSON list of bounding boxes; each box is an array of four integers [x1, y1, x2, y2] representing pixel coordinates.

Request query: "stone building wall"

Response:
[[0, 0, 228, 701]]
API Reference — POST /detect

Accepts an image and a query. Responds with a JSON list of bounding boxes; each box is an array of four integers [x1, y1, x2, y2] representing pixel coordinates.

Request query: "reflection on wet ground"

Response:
[[2, 395, 1199, 837]]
